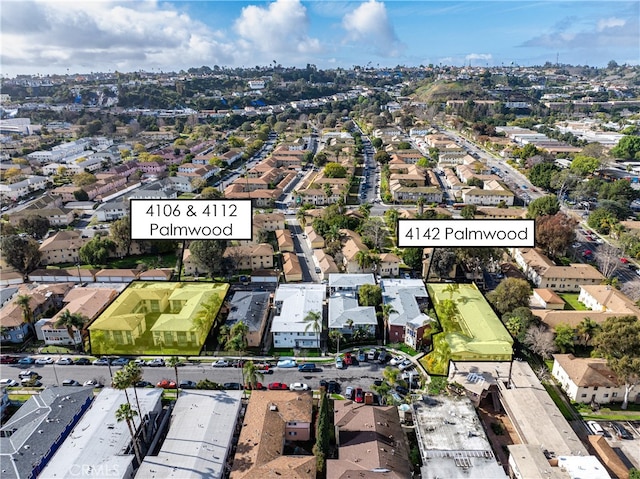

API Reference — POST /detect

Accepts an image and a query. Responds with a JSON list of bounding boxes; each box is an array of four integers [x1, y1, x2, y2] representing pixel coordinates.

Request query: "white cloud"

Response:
[[0, 0, 236, 75], [465, 53, 493, 62], [597, 17, 626, 31], [342, 0, 405, 57], [234, 0, 322, 60]]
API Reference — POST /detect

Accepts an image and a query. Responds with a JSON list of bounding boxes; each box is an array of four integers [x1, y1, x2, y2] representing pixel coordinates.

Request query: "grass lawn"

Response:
[[388, 343, 418, 356], [559, 293, 588, 311], [574, 402, 640, 421], [542, 382, 575, 420]]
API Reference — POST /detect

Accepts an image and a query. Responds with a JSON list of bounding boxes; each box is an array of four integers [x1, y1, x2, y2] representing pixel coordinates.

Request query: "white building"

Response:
[[41, 388, 163, 479], [552, 354, 632, 405], [0, 176, 48, 200], [328, 274, 377, 336], [136, 390, 243, 479], [271, 283, 326, 349]]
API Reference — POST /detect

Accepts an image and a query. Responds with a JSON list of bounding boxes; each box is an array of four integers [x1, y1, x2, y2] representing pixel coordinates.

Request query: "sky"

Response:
[[1, 0, 638, 77]]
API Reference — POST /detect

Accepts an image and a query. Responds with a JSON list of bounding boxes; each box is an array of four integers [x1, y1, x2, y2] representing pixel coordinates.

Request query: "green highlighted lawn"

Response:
[[558, 293, 588, 311]]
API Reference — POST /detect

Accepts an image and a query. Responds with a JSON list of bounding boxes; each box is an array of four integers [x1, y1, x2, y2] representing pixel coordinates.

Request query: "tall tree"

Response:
[[487, 278, 532, 315], [110, 216, 132, 256], [535, 213, 577, 258], [189, 240, 229, 277], [124, 362, 143, 417], [554, 323, 576, 353], [115, 403, 142, 464], [18, 216, 50, 239], [382, 303, 397, 345], [54, 310, 87, 350], [303, 310, 323, 350], [243, 360, 264, 389], [358, 284, 382, 307], [576, 317, 600, 346], [593, 315, 640, 409], [112, 369, 136, 427], [15, 295, 34, 327], [329, 329, 344, 354], [525, 325, 557, 359], [166, 356, 181, 392], [527, 195, 560, 219], [402, 247, 423, 270], [1, 235, 41, 277], [79, 236, 115, 266], [227, 320, 249, 352]]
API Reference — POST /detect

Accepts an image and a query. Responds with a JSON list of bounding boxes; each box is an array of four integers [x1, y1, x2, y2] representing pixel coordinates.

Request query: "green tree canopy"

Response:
[[18, 215, 50, 239], [527, 195, 560, 219], [323, 162, 347, 178], [0, 235, 41, 277], [528, 162, 560, 191], [358, 283, 382, 307], [570, 155, 601, 177], [611, 135, 640, 160], [402, 247, 424, 270], [487, 278, 532, 315], [189, 240, 229, 277], [79, 236, 115, 266], [593, 315, 640, 409]]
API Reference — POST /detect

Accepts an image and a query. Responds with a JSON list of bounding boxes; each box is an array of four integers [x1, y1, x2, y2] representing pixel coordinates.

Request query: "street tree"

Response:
[[487, 278, 532, 315], [535, 213, 576, 258], [593, 315, 640, 409], [110, 216, 132, 256], [527, 195, 560, 219], [243, 361, 264, 389], [115, 403, 142, 464], [166, 356, 181, 392], [303, 310, 323, 351]]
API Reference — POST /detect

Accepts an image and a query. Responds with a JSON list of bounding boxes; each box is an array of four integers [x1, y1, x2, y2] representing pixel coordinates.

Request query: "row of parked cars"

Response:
[[587, 420, 634, 440]]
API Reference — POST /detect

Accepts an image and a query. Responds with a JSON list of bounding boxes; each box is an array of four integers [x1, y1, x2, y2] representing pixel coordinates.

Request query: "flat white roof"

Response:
[[271, 283, 325, 333], [557, 456, 611, 479], [40, 388, 163, 479], [135, 390, 243, 479], [381, 279, 429, 327], [328, 273, 375, 288]]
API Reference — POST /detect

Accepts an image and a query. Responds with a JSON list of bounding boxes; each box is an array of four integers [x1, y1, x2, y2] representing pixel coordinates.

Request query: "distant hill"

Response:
[[414, 80, 484, 103]]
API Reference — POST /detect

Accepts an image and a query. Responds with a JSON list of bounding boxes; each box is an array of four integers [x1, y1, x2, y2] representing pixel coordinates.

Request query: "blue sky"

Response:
[[1, 0, 638, 77]]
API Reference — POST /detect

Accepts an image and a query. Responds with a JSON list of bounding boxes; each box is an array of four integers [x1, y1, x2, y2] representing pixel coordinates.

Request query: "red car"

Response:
[[0, 355, 19, 364], [620, 257, 629, 264], [343, 353, 352, 366], [255, 363, 274, 374], [245, 382, 264, 390], [268, 382, 288, 390], [156, 379, 177, 389], [354, 387, 364, 403]]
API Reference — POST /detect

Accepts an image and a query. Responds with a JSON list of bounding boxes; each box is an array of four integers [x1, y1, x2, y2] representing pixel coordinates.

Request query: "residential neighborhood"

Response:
[[1, 35, 640, 479]]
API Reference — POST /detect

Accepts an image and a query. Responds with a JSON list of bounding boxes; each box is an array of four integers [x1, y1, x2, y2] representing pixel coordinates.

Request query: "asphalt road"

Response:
[[1, 358, 402, 393]]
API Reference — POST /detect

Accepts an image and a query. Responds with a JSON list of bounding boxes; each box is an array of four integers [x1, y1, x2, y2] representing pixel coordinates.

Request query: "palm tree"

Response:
[[54, 310, 87, 351], [442, 283, 460, 300], [382, 366, 406, 387], [218, 324, 231, 349], [358, 203, 372, 219], [15, 295, 33, 328], [111, 369, 137, 426], [577, 317, 600, 346], [325, 224, 341, 242], [228, 321, 249, 353], [166, 356, 181, 392], [243, 360, 264, 389], [382, 303, 397, 345], [296, 210, 307, 229], [355, 250, 372, 271], [329, 329, 343, 354], [124, 362, 143, 419], [115, 403, 142, 464], [303, 310, 323, 351]]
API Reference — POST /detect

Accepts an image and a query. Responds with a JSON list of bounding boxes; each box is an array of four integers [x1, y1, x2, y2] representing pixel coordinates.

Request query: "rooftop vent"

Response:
[[269, 404, 278, 411]]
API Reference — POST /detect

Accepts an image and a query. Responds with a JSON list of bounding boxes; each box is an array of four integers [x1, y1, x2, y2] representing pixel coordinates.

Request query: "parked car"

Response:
[[254, 363, 274, 374], [335, 357, 344, 369], [587, 420, 605, 436], [34, 356, 54, 365], [55, 357, 74, 365], [377, 351, 390, 364], [345, 386, 354, 400], [18, 357, 35, 365], [354, 387, 364, 403], [289, 382, 310, 391], [19, 370, 38, 379], [212, 359, 230, 368], [620, 257, 629, 264], [134, 381, 155, 388], [179, 380, 197, 389], [111, 357, 130, 366], [73, 357, 91, 365], [398, 359, 414, 371], [147, 358, 165, 367], [222, 382, 243, 390], [343, 353, 352, 366], [367, 349, 378, 361], [327, 381, 340, 394], [389, 356, 404, 366], [244, 382, 264, 390], [0, 378, 18, 387], [0, 355, 19, 364], [83, 379, 104, 388], [156, 379, 177, 389], [62, 379, 81, 387], [268, 382, 288, 390], [93, 358, 111, 366], [357, 349, 366, 362], [298, 363, 321, 373], [277, 358, 298, 368], [611, 422, 633, 439], [389, 391, 403, 403], [395, 385, 409, 396]]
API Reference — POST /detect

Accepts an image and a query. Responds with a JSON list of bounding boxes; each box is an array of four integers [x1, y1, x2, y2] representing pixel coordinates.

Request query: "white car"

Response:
[[0, 378, 18, 387], [35, 357, 54, 365], [56, 357, 74, 365], [211, 359, 230, 368], [398, 359, 414, 371], [289, 382, 309, 391], [389, 356, 404, 366]]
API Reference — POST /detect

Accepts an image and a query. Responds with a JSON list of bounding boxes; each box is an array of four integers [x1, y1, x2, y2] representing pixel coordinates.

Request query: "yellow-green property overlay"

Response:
[[89, 281, 229, 355], [422, 283, 513, 376]]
